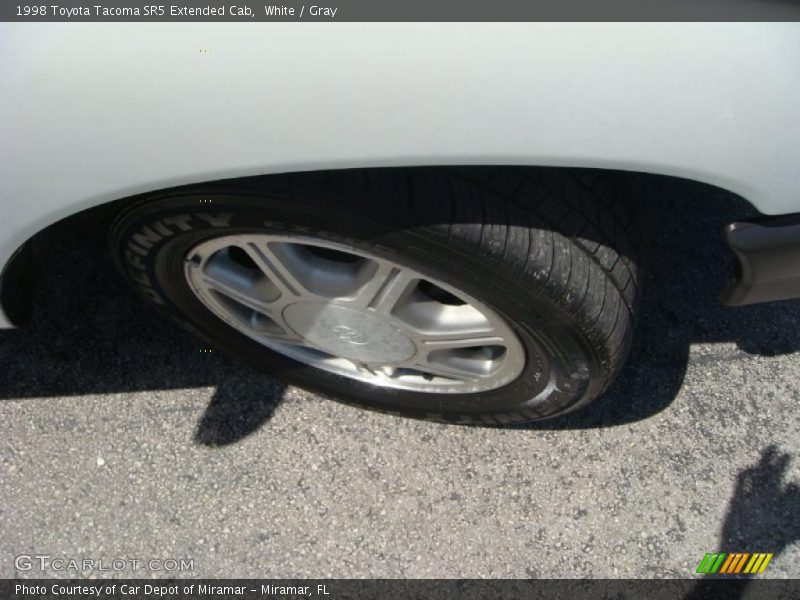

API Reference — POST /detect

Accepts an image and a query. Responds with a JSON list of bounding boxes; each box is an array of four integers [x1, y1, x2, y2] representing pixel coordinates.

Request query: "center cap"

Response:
[[282, 302, 416, 363]]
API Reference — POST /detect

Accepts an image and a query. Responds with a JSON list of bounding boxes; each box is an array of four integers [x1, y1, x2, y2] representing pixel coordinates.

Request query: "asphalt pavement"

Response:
[[1, 174, 799, 579]]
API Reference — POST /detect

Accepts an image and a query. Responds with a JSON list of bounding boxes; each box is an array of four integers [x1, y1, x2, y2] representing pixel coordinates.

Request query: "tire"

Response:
[[110, 167, 641, 425]]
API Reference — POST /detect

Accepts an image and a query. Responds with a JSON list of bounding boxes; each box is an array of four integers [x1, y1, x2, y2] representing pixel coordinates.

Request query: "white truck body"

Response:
[[2, 22, 800, 327]]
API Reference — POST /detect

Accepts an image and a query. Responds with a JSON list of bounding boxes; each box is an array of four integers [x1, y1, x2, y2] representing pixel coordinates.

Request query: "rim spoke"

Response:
[[240, 241, 307, 300], [258, 324, 306, 344], [198, 274, 275, 315], [419, 333, 504, 351], [352, 263, 418, 313], [408, 362, 482, 383], [352, 361, 384, 376]]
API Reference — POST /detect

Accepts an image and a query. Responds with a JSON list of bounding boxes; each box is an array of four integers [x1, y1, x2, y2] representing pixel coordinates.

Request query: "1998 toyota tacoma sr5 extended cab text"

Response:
[[1, 23, 799, 424]]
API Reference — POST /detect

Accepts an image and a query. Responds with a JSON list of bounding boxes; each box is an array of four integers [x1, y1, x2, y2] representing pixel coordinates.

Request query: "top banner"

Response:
[[4, 0, 800, 22]]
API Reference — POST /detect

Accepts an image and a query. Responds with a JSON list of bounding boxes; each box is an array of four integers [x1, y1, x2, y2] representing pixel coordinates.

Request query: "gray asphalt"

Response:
[[1, 175, 799, 579]]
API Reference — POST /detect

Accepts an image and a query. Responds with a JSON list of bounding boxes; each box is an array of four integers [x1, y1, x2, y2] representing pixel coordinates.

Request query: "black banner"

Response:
[[5, 579, 800, 600], [3, 0, 800, 22]]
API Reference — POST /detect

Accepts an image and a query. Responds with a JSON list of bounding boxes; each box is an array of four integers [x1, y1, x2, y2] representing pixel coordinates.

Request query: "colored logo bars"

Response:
[[696, 552, 773, 575]]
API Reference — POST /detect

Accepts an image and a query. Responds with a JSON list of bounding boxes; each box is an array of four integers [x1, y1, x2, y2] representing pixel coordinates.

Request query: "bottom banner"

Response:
[[4, 579, 800, 600]]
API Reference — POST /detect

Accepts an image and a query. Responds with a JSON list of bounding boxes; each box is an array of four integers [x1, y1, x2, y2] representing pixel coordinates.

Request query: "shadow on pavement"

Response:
[[193, 376, 284, 446], [685, 446, 800, 599], [0, 172, 798, 440], [0, 208, 286, 446]]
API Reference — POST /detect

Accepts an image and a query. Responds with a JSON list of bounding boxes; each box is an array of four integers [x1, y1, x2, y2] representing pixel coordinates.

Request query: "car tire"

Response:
[[110, 167, 641, 424]]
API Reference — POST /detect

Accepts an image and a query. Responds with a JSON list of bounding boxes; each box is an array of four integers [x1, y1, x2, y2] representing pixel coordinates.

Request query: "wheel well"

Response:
[[0, 165, 760, 328]]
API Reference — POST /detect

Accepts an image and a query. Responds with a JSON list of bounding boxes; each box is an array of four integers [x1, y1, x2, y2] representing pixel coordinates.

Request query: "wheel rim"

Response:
[[183, 234, 526, 394]]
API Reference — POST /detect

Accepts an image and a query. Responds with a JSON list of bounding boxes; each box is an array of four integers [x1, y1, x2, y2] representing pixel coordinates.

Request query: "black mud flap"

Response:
[[722, 213, 800, 306]]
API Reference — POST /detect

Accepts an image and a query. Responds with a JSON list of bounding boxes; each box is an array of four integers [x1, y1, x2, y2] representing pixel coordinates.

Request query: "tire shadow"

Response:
[[0, 210, 285, 446], [0, 172, 798, 439]]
